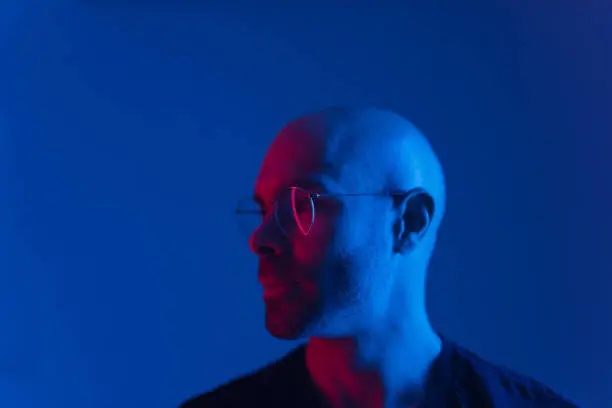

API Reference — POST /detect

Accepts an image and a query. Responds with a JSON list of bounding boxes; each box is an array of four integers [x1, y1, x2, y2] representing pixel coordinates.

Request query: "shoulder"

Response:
[[178, 346, 306, 408], [453, 344, 582, 407]]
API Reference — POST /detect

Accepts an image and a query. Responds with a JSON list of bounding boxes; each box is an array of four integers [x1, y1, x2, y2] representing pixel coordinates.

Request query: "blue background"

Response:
[[1, 2, 610, 407]]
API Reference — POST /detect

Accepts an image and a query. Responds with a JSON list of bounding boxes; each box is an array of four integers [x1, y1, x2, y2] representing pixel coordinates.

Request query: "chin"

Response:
[[264, 305, 319, 340], [263, 293, 322, 339], [266, 325, 306, 340], [265, 317, 312, 340]]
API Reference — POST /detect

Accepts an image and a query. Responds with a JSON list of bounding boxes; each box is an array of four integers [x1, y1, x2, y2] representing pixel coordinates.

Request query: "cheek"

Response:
[[290, 203, 373, 271], [291, 219, 337, 266], [291, 205, 343, 264], [328, 213, 393, 295], [289, 204, 389, 291]]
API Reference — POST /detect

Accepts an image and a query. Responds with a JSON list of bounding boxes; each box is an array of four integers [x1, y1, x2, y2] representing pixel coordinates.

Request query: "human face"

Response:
[[249, 123, 396, 340]]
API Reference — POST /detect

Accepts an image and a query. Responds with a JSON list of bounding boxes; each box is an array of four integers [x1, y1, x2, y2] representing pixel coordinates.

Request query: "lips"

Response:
[[259, 278, 297, 299], [258, 266, 290, 287], [258, 264, 310, 298]]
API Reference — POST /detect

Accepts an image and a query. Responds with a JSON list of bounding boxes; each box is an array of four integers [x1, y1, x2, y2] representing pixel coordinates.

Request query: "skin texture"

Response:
[[249, 106, 446, 408]]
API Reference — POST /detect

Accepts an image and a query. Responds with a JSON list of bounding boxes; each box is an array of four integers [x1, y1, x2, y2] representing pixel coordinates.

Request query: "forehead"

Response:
[[254, 119, 337, 199]]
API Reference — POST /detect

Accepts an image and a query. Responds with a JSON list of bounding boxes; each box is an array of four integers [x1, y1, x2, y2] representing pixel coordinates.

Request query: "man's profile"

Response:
[[180, 107, 580, 407]]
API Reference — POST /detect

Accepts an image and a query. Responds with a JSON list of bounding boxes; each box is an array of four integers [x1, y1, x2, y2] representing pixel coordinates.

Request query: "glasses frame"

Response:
[[235, 185, 426, 238]]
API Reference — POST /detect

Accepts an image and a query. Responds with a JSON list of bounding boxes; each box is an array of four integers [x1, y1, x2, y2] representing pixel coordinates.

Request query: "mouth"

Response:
[[260, 281, 300, 300]]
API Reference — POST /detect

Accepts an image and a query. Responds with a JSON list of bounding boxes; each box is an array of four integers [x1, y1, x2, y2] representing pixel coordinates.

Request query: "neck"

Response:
[[305, 314, 441, 408]]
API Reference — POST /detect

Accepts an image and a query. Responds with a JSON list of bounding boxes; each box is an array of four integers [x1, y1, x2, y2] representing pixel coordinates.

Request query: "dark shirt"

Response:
[[180, 337, 581, 408]]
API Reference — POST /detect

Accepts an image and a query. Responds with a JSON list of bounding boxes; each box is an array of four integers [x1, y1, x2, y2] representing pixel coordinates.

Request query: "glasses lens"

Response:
[[274, 187, 315, 237], [235, 197, 264, 241]]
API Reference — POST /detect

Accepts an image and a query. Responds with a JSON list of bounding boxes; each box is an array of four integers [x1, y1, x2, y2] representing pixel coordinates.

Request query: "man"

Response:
[[180, 107, 580, 407]]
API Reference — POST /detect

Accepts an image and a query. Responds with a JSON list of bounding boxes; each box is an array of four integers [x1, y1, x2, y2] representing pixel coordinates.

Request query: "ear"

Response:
[[393, 188, 434, 254]]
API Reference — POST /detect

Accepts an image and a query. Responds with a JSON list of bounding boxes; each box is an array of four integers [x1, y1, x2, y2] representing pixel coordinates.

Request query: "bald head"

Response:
[[263, 106, 446, 232], [251, 106, 446, 339]]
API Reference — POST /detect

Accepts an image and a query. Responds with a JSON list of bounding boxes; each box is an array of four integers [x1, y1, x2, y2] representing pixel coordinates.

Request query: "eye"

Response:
[[293, 198, 312, 214]]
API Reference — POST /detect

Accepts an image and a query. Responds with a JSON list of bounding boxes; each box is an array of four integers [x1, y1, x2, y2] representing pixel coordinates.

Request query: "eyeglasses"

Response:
[[235, 185, 425, 239]]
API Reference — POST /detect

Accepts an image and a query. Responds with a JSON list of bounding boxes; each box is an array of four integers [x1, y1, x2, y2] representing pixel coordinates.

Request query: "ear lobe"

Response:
[[394, 232, 420, 254]]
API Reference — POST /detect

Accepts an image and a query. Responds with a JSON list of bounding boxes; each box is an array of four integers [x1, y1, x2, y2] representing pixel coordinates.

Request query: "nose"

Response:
[[249, 216, 284, 257]]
